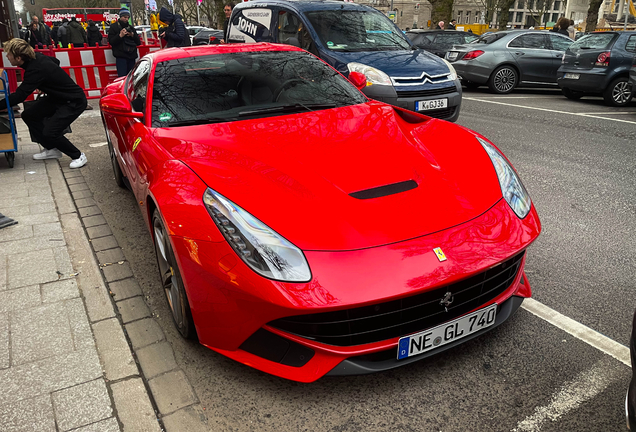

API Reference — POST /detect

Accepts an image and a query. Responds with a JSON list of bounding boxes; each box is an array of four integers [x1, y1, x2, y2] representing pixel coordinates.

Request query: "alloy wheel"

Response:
[[153, 219, 185, 329], [493, 68, 516, 93], [612, 81, 632, 105]]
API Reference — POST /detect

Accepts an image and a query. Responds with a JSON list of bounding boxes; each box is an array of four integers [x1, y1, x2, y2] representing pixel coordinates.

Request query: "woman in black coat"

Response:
[[86, 20, 103, 46], [27, 22, 44, 49]]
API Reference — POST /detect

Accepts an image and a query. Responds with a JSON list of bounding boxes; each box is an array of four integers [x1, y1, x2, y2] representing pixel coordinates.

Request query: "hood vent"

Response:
[[349, 180, 418, 200]]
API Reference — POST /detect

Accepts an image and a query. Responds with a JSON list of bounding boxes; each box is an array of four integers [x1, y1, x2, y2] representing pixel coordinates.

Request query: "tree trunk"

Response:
[[498, 0, 516, 29], [429, 0, 454, 29], [585, 0, 604, 31]]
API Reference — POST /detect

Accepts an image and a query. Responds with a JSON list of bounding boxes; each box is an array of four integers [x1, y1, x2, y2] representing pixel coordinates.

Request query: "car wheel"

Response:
[[562, 88, 584, 100], [152, 210, 197, 340], [488, 66, 517, 94], [102, 116, 127, 189], [603, 77, 633, 107]]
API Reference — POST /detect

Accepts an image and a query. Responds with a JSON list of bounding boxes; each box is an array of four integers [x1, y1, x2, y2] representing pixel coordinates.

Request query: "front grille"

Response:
[[424, 106, 456, 120], [269, 252, 525, 347], [396, 86, 457, 98]]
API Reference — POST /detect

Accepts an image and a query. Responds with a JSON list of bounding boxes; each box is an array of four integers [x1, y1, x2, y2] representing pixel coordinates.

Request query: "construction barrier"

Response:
[[0, 44, 162, 100]]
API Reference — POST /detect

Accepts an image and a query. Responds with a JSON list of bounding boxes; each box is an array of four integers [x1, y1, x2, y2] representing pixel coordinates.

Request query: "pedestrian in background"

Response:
[[4, 38, 88, 168], [18, 24, 27, 40], [436, 21, 445, 29], [159, 7, 190, 47], [67, 17, 88, 47], [31, 16, 51, 46], [87, 20, 102, 46], [550, 17, 569, 36], [27, 22, 44, 49], [108, 9, 141, 77], [448, 19, 457, 30], [50, 22, 60, 46], [58, 18, 69, 47], [567, 19, 576, 40], [221, 3, 234, 43]]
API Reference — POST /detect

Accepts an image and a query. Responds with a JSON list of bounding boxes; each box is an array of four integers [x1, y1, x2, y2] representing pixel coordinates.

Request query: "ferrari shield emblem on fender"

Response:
[[133, 138, 141, 152], [433, 247, 447, 262]]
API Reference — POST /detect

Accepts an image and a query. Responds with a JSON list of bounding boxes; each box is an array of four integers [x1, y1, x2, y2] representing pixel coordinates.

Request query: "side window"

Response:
[[626, 35, 636, 52], [548, 34, 572, 52], [127, 61, 150, 113], [277, 11, 316, 55], [509, 34, 547, 49]]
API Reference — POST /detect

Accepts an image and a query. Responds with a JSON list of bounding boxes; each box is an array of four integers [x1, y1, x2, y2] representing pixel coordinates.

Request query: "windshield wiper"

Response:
[[238, 103, 337, 117], [165, 117, 233, 127]]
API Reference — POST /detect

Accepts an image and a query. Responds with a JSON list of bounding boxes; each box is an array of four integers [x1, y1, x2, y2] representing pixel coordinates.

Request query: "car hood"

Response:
[[153, 102, 502, 251], [324, 49, 451, 77]]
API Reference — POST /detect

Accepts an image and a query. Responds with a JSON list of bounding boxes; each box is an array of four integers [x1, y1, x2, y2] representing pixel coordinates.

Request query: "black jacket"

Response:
[[108, 19, 142, 59], [550, 27, 569, 36], [8, 54, 86, 106], [87, 24, 102, 46], [67, 20, 87, 45], [159, 7, 190, 47]]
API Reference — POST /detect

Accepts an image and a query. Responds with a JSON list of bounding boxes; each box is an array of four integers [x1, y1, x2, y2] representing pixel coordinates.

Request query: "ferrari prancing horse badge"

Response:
[[433, 247, 447, 262]]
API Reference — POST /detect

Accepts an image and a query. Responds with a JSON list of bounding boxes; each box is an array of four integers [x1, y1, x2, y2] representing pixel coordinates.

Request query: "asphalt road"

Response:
[[72, 87, 636, 432]]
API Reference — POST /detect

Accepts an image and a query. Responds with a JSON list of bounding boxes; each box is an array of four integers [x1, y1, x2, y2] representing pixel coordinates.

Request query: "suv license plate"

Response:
[[564, 73, 580, 79], [397, 303, 497, 359], [416, 98, 448, 111], [447, 52, 458, 61]]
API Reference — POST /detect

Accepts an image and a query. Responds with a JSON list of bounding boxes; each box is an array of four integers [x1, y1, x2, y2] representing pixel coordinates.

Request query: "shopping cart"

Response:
[[0, 70, 18, 168]]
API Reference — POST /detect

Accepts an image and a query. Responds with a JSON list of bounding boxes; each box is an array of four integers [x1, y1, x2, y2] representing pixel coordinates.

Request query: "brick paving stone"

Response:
[[69, 183, 90, 193], [72, 190, 93, 200], [69, 417, 120, 432], [2, 195, 54, 209], [111, 378, 162, 432], [86, 225, 112, 240], [108, 279, 142, 301], [92, 318, 138, 381], [33, 221, 64, 238], [0, 395, 56, 432], [8, 212, 58, 227], [0, 285, 40, 312], [3, 206, 30, 217], [117, 296, 151, 323], [148, 370, 198, 415], [79, 206, 102, 218], [65, 298, 95, 351], [91, 236, 119, 252], [82, 215, 107, 228], [24, 174, 49, 184], [0, 348, 102, 405], [102, 262, 134, 283], [42, 279, 80, 303], [27, 183, 54, 197], [0, 312, 8, 369], [75, 198, 97, 208], [63, 170, 84, 179], [29, 202, 57, 215], [53, 247, 75, 278], [6, 248, 60, 288], [0, 225, 33, 242], [135, 342, 178, 379], [125, 318, 165, 349], [96, 248, 125, 266], [162, 404, 209, 432], [10, 303, 75, 365], [2, 183, 29, 199], [52, 379, 112, 431], [66, 176, 86, 185]]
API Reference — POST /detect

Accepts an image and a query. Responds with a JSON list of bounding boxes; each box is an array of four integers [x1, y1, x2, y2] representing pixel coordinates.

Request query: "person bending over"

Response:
[[4, 38, 87, 168]]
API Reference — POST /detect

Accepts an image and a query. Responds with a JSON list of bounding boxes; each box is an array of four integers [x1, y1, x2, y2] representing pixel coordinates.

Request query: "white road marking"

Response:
[[89, 142, 108, 148], [464, 97, 636, 125], [511, 358, 624, 432], [522, 298, 630, 367], [576, 112, 636, 115], [469, 96, 560, 99]]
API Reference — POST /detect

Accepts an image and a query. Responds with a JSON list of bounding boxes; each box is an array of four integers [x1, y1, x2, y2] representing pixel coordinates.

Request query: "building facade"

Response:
[[357, 0, 433, 29]]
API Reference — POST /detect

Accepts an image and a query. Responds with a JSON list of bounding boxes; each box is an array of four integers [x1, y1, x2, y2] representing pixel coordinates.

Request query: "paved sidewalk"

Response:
[[0, 119, 162, 431]]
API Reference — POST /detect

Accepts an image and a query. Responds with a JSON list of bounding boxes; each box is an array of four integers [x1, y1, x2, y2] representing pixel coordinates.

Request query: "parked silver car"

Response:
[[446, 30, 573, 94]]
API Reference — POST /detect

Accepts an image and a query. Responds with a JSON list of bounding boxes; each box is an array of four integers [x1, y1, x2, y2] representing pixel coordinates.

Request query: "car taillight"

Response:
[[463, 50, 484, 60], [209, 36, 217, 42], [595, 51, 610, 66]]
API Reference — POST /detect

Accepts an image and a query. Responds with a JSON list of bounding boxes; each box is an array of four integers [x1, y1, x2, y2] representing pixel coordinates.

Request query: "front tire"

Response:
[[152, 210, 197, 340], [488, 66, 518, 94], [603, 77, 633, 107], [562, 88, 583, 100]]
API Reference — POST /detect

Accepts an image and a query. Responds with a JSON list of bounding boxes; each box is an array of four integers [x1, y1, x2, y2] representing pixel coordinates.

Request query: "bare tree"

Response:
[[523, 0, 553, 26], [498, 0, 516, 28], [429, 0, 454, 28], [585, 0, 604, 31]]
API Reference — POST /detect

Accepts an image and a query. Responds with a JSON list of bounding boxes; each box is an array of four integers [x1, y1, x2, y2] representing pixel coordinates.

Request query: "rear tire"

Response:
[[603, 77, 633, 107], [562, 88, 583, 100], [488, 66, 517, 94]]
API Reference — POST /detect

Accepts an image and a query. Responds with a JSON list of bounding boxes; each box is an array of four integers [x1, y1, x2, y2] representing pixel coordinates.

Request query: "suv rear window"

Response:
[[569, 33, 617, 50]]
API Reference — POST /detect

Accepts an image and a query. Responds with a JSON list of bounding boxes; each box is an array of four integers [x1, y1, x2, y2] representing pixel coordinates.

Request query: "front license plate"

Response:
[[397, 303, 497, 359], [564, 73, 580, 79], [447, 51, 458, 61], [416, 98, 448, 111]]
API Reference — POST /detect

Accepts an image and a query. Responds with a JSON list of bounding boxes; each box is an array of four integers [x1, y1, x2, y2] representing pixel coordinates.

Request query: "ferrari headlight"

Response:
[[477, 137, 532, 219], [442, 59, 458, 81], [203, 188, 311, 282], [347, 62, 392, 86]]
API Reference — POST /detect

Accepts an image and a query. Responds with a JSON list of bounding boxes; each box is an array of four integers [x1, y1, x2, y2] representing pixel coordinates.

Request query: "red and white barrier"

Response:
[[1, 44, 162, 100]]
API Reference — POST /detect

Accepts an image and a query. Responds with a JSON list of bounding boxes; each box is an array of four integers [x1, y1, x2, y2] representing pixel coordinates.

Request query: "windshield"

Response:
[[151, 51, 367, 127], [305, 10, 412, 51], [569, 33, 617, 50]]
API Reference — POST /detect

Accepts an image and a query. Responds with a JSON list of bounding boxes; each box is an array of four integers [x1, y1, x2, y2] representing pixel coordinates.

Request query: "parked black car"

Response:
[[406, 30, 479, 58], [627, 309, 636, 430], [192, 29, 224, 45], [629, 52, 636, 98], [557, 31, 636, 106]]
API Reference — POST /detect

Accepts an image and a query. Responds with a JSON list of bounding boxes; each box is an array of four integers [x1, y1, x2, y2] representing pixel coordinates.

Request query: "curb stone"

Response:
[[56, 151, 209, 430]]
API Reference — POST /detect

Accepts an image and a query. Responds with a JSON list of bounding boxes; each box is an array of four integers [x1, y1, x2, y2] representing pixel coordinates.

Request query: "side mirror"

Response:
[[348, 71, 367, 90], [100, 93, 144, 119]]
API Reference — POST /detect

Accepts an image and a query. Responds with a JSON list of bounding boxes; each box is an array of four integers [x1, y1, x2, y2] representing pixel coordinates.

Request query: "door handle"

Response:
[[515, 51, 524, 56]]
